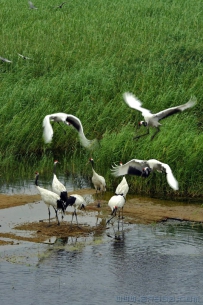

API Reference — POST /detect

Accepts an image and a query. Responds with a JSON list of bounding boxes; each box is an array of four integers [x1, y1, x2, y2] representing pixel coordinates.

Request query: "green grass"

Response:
[[0, 0, 203, 197]]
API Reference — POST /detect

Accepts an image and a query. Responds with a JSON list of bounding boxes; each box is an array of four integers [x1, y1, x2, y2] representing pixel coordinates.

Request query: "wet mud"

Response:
[[0, 188, 203, 245]]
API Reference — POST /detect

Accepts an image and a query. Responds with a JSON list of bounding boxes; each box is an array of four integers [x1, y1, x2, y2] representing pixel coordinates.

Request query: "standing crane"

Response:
[[106, 193, 126, 231], [35, 172, 65, 225], [65, 194, 86, 226], [115, 163, 129, 198], [89, 158, 106, 195]]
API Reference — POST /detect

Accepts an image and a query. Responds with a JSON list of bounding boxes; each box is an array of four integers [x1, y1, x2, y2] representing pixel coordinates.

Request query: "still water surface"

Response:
[[0, 176, 203, 305]]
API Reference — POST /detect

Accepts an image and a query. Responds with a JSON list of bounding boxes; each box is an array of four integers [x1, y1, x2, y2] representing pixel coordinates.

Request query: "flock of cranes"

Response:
[[35, 161, 86, 226], [1, 2, 196, 230], [35, 91, 196, 228]]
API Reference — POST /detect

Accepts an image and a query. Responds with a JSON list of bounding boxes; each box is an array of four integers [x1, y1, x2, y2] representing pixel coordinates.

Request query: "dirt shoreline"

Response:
[[0, 189, 203, 245]]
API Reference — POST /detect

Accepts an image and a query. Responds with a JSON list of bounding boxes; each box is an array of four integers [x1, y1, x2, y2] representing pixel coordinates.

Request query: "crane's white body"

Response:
[[52, 160, 67, 197], [36, 185, 61, 209], [52, 174, 66, 195], [115, 177, 129, 198], [35, 173, 65, 224], [42, 112, 98, 149], [108, 194, 125, 213], [68, 194, 86, 209], [91, 168, 106, 193], [106, 194, 126, 226], [65, 194, 86, 225], [111, 158, 178, 191], [123, 92, 196, 128], [89, 159, 106, 193]]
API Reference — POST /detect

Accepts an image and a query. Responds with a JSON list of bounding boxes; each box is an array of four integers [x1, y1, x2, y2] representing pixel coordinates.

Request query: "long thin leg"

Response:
[[53, 207, 60, 225], [106, 212, 116, 226], [95, 210, 100, 226], [134, 128, 150, 140], [151, 127, 160, 140], [118, 210, 121, 231], [121, 207, 124, 231], [119, 206, 124, 220], [71, 209, 79, 227], [48, 206, 51, 224], [71, 211, 74, 226], [75, 210, 79, 226]]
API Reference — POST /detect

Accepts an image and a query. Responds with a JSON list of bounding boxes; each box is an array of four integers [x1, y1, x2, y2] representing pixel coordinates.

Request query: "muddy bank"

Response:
[[0, 189, 203, 245], [0, 193, 40, 209]]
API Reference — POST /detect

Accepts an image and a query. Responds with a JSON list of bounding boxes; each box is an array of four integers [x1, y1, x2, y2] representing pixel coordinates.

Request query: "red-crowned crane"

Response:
[[111, 158, 179, 191], [42, 113, 98, 150], [65, 194, 86, 226], [89, 158, 106, 194], [115, 163, 129, 199], [123, 92, 196, 140], [35, 172, 65, 225], [52, 160, 68, 202], [106, 193, 126, 232]]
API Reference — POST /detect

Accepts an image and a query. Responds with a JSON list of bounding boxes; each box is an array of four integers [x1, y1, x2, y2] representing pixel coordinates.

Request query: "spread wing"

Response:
[[123, 92, 151, 117], [0, 56, 12, 63], [155, 97, 197, 121], [65, 115, 83, 132], [111, 159, 147, 177], [161, 163, 179, 191], [147, 159, 179, 190], [42, 115, 53, 143], [66, 114, 98, 149]]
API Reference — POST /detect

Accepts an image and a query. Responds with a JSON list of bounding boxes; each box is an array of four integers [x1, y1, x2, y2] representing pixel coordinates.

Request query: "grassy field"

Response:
[[1, 0, 203, 197]]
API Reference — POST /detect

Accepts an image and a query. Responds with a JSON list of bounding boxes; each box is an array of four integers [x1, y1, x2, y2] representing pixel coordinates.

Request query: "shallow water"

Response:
[[0, 173, 91, 195], [1, 221, 203, 305], [0, 178, 203, 305]]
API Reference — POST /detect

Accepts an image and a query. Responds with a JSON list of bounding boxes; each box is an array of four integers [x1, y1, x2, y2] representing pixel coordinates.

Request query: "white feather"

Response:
[[111, 158, 179, 191], [115, 177, 129, 197], [108, 194, 125, 212], [42, 112, 98, 149]]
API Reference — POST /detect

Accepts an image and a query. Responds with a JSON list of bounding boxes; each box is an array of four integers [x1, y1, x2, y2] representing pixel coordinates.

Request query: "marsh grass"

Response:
[[0, 0, 203, 196]]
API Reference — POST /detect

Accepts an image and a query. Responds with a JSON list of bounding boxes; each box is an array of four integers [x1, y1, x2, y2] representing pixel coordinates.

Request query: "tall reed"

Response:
[[0, 0, 203, 197]]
